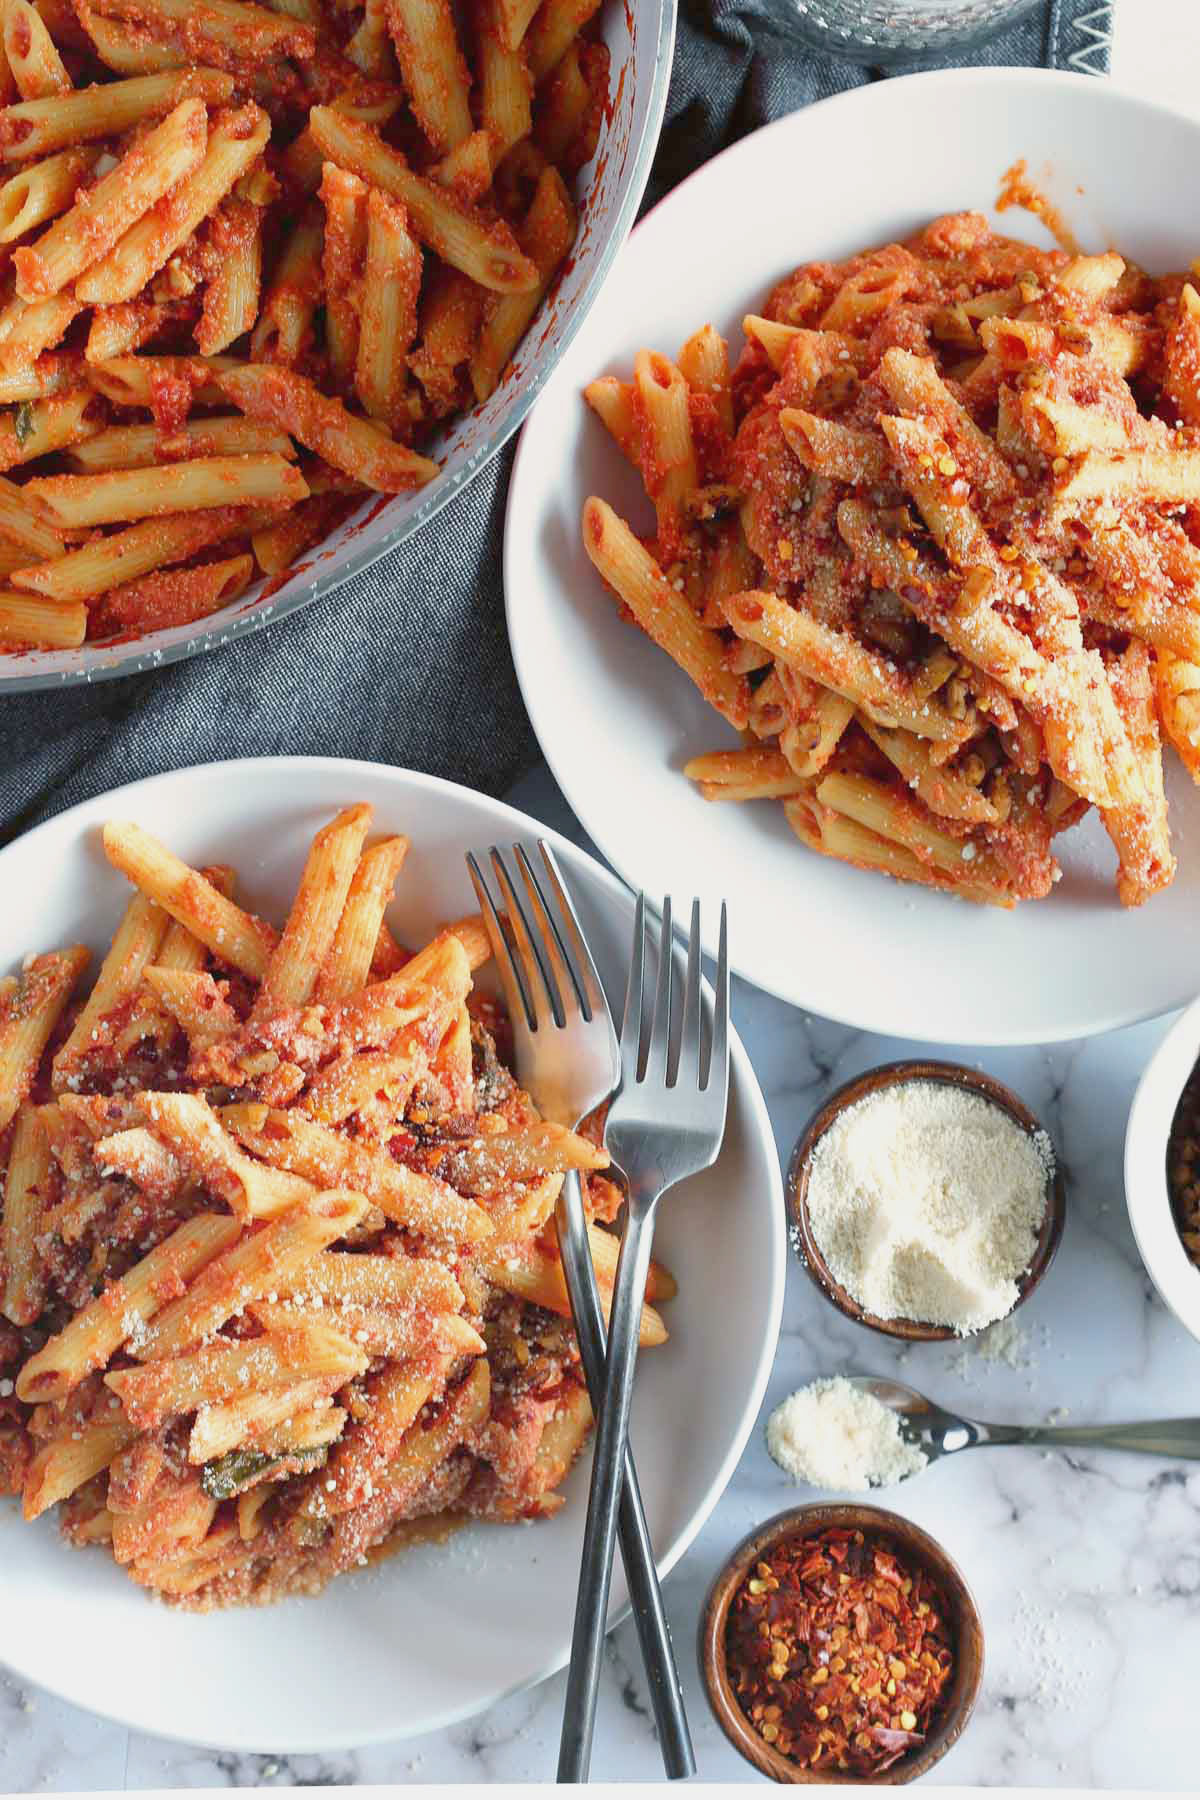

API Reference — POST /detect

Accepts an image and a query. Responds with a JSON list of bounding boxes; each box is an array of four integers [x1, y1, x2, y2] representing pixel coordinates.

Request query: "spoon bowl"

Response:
[[787, 1060, 1066, 1342]]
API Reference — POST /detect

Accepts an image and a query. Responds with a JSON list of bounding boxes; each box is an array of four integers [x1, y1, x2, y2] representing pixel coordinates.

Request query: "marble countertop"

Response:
[[4, 762, 1199, 1791]]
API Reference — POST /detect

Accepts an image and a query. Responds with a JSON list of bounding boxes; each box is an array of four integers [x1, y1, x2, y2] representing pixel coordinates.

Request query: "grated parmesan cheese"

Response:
[[766, 1377, 926, 1491], [806, 1080, 1051, 1335]]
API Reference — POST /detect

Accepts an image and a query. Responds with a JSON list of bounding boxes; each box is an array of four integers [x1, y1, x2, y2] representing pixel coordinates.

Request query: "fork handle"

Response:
[[559, 1199, 659, 1783], [554, 1176, 695, 1781]]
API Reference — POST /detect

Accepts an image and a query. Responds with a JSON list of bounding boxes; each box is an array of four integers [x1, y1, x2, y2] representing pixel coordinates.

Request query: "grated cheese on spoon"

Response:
[[766, 1377, 926, 1490]]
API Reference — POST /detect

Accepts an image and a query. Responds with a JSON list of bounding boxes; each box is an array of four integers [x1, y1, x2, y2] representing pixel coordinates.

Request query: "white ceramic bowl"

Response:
[[1125, 999, 1200, 1344], [505, 68, 1200, 1044], [0, 0, 676, 693], [0, 756, 785, 1751]]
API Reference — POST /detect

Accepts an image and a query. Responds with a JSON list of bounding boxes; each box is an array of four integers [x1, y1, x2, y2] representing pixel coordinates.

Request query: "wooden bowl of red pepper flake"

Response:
[[700, 1505, 983, 1784]]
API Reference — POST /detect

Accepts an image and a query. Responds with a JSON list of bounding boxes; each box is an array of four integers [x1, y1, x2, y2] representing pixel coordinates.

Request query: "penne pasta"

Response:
[[215, 363, 437, 491], [3, 804, 674, 1605], [308, 107, 538, 294], [470, 164, 573, 402], [583, 497, 751, 728], [1, 1106, 53, 1326], [25, 453, 308, 527], [74, 103, 270, 306], [0, 68, 233, 161], [354, 188, 421, 432], [384, 0, 472, 154], [0, 145, 95, 241], [101, 820, 279, 977], [16, 1212, 241, 1400], [0, 945, 89, 1132]]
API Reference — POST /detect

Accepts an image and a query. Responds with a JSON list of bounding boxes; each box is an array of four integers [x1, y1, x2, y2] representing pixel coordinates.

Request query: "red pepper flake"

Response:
[[724, 1527, 955, 1776]]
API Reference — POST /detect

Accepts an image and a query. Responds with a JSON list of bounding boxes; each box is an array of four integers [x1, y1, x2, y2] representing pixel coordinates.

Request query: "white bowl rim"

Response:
[[0, 0, 678, 697], [1125, 995, 1200, 1343], [0, 752, 786, 1751], [504, 62, 1200, 1043]]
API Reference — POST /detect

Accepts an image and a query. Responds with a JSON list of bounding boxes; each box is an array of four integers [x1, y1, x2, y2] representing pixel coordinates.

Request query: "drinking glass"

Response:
[[751, 0, 1043, 64]]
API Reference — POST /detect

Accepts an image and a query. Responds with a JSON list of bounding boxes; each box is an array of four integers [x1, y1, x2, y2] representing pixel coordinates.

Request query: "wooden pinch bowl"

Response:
[[786, 1058, 1067, 1342], [699, 1503, 985, 1785]]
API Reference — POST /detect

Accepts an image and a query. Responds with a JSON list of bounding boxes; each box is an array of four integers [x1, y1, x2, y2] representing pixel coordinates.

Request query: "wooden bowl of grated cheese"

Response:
[[787, 1060, 1066, 1342]]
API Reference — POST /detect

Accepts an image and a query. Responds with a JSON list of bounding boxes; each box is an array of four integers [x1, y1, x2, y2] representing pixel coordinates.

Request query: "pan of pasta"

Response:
[[0, 0, 675, 686], [505, 68, 1200, 1043], [0, 756, 784, 1749]]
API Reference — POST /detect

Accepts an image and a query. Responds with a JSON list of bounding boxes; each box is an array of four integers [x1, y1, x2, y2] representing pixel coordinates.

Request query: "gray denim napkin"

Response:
[[0, 0, 1112, 842]]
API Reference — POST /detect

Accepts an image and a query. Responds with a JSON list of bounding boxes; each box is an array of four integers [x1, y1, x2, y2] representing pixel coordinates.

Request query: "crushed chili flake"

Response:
[[724, 1527, 955, 1777]]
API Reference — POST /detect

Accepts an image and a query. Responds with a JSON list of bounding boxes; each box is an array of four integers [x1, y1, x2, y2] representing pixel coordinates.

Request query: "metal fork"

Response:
[[559, 895, 729, 1782], [465, 844, 695, 1782]]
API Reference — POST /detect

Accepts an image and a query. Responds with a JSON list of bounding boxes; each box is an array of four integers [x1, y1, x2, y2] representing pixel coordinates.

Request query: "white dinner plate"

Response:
[[505, 68, 1200, 1045], [0, 757, 784, 1752]]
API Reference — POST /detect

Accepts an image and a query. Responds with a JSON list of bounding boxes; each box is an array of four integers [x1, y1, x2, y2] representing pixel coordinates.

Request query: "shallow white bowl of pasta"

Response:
[[0, 755, 784, 1750], [0, 0, 676, 692], [505, 66, 1200, 1045]]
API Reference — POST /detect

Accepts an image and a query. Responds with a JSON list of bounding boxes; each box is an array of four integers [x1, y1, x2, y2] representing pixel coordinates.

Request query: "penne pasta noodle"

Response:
[[137, 1090, 319, 1219], [0, 945, 89, 1132], [0, 145, 95, 241], [86, 0, 315, 70], [25, 453, 308, 527], [215, 362, 438, 491], [313, 834, 410, 1003], [16, 1212, 242, 1400], [253, 804, 373, 1014], [67, 416, 293, 473], [52, 893, 169, 1085], [319, 162, 367, 388], [469, 164, 572, 402], [23, 1413, 138, 1519], [583, 497, 751, 728], [0, 388, 104, 470], [11, 504, 261, 603], [4, 0, 71, 99], [354, 188, 421, 432], [0, 588, 83, 645], [477, 0, 532, 160], [195, 197, 263, 356], [1, 1105, 53, 1325], [101, 820, 279, 977], [106, 1322, 369, 1430], [250, 207, 323, 367], [384, 0, 472, 154], [0, 68, 233, 161], [135, 1190, 370, 1361], [524, 0, 599, 80]]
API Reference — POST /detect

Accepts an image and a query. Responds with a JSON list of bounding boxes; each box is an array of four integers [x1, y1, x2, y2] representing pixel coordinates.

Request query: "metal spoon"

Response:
[[848, 1376, 1200, 1470]]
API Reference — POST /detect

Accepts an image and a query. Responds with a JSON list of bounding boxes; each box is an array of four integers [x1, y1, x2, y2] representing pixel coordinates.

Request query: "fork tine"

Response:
[[648, 896, 674, 1085], [490, 847, 564, 1029], [466, 852, 535, 1034], [707, 901, 730, 1100], [513, 844, 583, 1022], [619, 892, 647, 1080], [533, 842, 605, 1025], [681, 898, 703, 1087]]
